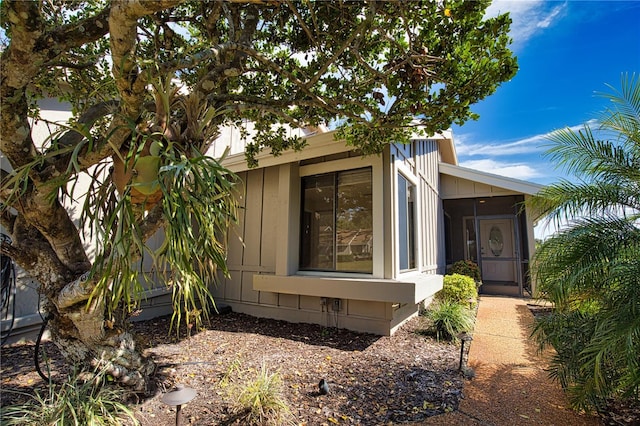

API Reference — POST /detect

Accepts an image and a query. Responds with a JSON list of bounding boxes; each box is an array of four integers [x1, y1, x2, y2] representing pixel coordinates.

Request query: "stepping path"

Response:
[[421, 295, 601, 425]]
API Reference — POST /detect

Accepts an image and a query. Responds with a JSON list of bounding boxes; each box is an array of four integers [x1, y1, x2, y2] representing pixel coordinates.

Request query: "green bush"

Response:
[[227, 363, 293, 425], [426, 300, 475, 341], [438, 273, 478, 304], [448, 260, 482, 284], [0, 368, 137, 426]]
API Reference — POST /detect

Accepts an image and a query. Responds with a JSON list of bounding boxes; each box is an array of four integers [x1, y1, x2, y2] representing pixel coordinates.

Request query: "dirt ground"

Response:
[[4, 304, 636, 425], [1, 312, 466, 425]]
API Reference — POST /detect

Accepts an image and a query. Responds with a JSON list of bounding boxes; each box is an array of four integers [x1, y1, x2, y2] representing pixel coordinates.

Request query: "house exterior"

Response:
[[1, 110, 543, 342], [440, 163, 543, 297], [207, 127, 543, 335]]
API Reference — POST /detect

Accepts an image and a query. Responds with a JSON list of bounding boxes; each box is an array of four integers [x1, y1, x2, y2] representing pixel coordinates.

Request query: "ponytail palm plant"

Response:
[[531, 73, 640, 412]]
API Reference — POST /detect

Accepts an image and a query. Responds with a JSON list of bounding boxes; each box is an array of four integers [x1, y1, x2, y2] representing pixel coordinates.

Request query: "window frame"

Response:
[[298, 157, 383, 278], [397, 174, 414, 271], [395, 163, 421, 275]]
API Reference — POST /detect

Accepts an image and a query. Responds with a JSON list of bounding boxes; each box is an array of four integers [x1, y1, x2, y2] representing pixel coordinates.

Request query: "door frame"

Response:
[[464, 214, 523, 296]]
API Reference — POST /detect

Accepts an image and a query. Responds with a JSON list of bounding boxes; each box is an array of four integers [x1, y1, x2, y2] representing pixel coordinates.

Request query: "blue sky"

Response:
[[453, 0, 640, 185]]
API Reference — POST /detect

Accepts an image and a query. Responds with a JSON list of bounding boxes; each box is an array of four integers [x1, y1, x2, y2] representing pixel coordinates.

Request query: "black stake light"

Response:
[[458, 332, 473, 371], [161, 384, 197, 426]]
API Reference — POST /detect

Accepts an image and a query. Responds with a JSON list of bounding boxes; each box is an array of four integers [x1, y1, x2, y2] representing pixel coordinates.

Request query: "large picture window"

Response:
[[300, 168, 372, 273]]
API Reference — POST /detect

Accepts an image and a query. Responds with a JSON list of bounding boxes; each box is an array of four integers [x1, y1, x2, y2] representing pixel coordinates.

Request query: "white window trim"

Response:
[[298, 156, 384, 278], [395, 161, 422, 276]]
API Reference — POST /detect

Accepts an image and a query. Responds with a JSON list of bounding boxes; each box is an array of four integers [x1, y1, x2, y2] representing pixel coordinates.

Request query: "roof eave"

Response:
[[439, 162, 545, 196]]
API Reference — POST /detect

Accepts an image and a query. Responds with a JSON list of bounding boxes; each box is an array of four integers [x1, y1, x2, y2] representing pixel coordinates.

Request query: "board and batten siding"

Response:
[[212, 161, 410, 335], [390, 139, 444, 276], [213, 167, 278, 305]]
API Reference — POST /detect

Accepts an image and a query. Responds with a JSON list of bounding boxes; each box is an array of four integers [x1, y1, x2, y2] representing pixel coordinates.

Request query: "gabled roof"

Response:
[[217, 130, 351, 172], [409, 129, 457, 165], [217, 127, 457, 172], [439, 162, 544, 196]]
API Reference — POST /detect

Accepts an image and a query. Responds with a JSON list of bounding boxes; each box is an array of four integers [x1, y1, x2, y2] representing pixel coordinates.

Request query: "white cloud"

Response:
[[485, 1, 567, 49], [459, 158, 542, 180], [455, 133, 547, 157], [454, 120, 594, 157]]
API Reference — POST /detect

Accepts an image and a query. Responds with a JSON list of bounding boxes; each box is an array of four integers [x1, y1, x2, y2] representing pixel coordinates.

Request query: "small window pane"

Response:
[[398, 174, 416, 270], [300, 174, 335, 270], [465, 218, 477, 262], [300, 168, 372, 273], [489, 226, 504, 257], [336, 169, 372, 273]]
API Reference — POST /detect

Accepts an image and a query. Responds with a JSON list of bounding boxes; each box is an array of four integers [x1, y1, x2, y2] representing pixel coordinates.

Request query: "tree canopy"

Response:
[[0, 0, 517, 389]]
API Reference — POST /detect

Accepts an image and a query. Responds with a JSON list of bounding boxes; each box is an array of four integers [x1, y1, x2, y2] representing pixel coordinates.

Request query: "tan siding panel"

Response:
[[243, 169, 264, 266], [440, 174, 457, 197], [227, 173, 246, 266], [458, 179, 475, 195], [278, 293, 298, 308], [347, 299, 387, 318], [225, 271, 242, 301], [474, 182, 492, 194], [241, 271, 259, 303], [260, 166, 279, 270], [259, 291, 278, 306], [299, 295, 321, 311], [211, 271, 225, 298]]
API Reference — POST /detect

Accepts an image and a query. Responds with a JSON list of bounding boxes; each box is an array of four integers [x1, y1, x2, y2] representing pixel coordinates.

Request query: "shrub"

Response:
[[0, 368, 137, 425], [426, 300, 475, 341], [229, 363, 292, 425], [448, 260, 482, 285], [438, 273, 478, 304]]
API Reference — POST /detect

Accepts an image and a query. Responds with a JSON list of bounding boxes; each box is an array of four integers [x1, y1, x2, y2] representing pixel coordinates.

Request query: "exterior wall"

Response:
[[0, 258, 42, 344], [213, 139, 446, 336], [388, 139, 445, 330], [211, 160, 402, 335], [2, 102, 77, 343], [390, 139, 444, 277], [440, 174, 521, 199]]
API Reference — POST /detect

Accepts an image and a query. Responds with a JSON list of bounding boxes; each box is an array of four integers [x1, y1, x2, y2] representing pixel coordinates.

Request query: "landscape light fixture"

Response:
[[161, 384, 197, 426], [467, 297, 476, 310], [458, 332, 473, 371]]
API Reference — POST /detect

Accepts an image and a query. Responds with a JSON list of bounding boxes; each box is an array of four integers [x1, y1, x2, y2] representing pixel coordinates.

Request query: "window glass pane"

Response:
[[398, 174, 416, 270], [465, 218, 477, 262], [407, 184, 415, 269], [398, 175, 409, 270], [336, 169, 372, 273], [300, 168, 373, 273], [300, 174, 335, 270]]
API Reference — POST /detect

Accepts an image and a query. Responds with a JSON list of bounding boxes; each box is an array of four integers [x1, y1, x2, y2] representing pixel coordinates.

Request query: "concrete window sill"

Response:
[[253, 273, 442, 304]]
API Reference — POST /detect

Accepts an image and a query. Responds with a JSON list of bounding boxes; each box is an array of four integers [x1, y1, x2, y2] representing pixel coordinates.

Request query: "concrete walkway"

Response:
[[422, 295, 601, 425]]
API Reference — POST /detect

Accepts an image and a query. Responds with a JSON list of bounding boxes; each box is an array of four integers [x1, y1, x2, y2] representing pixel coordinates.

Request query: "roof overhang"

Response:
[[220, 130, 354, 173], [439, 162, 544, 196], [221, 128, 458, 172]]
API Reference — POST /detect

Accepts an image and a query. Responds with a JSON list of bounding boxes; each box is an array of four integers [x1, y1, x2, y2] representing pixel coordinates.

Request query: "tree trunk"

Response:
[[48, 302, 156, 392], [1, 219, 157, 392]]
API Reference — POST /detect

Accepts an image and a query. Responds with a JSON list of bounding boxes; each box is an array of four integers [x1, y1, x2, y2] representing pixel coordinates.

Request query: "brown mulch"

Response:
[[1, 311, 465, 425]]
